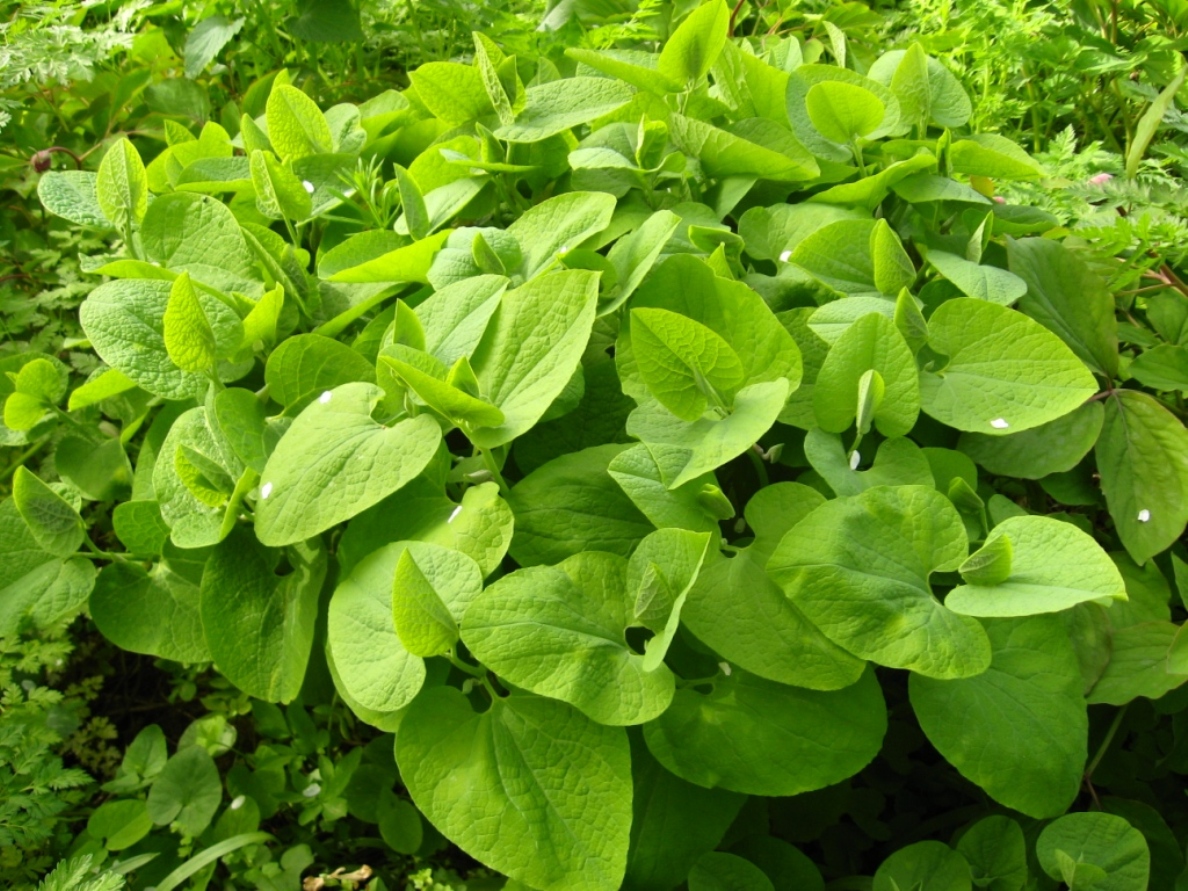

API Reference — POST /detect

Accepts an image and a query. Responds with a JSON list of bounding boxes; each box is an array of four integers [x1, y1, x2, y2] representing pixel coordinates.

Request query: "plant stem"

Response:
[[1086, 703, 1128, 780], [748, 444, 770, 487], [0, 438, 50, 483], [447, 645, 485, 678], [479, 448, 511, 496]]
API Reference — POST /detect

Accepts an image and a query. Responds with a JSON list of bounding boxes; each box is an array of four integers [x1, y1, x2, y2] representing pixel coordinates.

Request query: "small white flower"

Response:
[[230, 795, 246, 810], [1138, 509, 1151, 523], [990, 418, 1010, 429], [319, 390, 333, 404], [448, 505, 463, 524], [302, 180, 315, 194], [849, 450, 861, 470], [718, 662, 732, 677], [261, 482, 273, 499], [303, 784, 321, 798], [779, 250, 792, 262]]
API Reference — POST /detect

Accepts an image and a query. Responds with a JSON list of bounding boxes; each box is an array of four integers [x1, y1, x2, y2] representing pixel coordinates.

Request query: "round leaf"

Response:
[[1036, 813, 1150, 891], [910, 616, 1088, 818], [769, 485, 990, 679], [947, 516, 1126, 617], [920, 298, 1098, 435], [397, 688, 632, 891], [642, 667, 886, 796], [463, 551, 675, 725]]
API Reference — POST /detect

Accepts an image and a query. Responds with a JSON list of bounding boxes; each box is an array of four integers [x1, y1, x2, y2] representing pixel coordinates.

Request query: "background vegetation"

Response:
[[4, 0, 1188, 889]]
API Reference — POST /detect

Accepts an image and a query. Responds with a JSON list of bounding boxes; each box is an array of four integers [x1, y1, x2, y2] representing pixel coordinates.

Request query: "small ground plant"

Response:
[[5, 0, 1188, 888]]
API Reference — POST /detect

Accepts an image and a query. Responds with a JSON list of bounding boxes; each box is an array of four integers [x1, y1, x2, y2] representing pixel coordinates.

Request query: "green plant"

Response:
[[9, 0, 1188, 888]]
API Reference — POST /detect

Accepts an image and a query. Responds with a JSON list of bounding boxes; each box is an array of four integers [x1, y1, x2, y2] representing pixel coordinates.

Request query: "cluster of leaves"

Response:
[[9, 0, 1188, 888]]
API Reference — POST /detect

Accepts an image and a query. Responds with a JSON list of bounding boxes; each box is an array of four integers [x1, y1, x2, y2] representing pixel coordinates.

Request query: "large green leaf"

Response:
[[920, 298, 1098, 435], [623, 733, 746, 891], [688, 853, 774, 891], [955, 816, 1028, 891], [146, 747, 221, 838], [139, 192, 259, 295], [415, 274, 507, 366], [496, 77, 635, 143], [409, 62, 495, 125], [947, 516, 1126, 617], [868, 45, 971, 128], [657, 0, 729, 85], [254, 383, 441, 547], [813, 311, 919, 437], [769, 485, 991, 679], [469, 270, 600, 448], [12, 467, 85, 558], [804, 81, 886, 143], [80, 279, 242, 400], [1096, 391, 1188, 564], [506, 192, 616, 280], [606, 443, 723, 536], [1088, 622, 1188, 705], [1006, 238, 1119, 377], [152, 407, 240, 549], [508, 444, 653, 566], [668, 115, 818, 182], [873, 842, 972, 891], [327, 542, 427, 714], [392, 542, 483, 657], [163, 272, 217, 374], [463, 551, 675, 725], [337, 478, 513, 578], [787, 65, 902, 158], [642, 667, 886, 796], [925, 250, 1027, 306], [958, 401, 1103, 479], [264, 333, 377, 414], [1036, 813, 1150, 891], [682, 483, 866, 690], [91, 557, 211, 664], [631, 307, 746, 421], [397, 688, 632, 891], [626, 379, 790, 489], [910, 616, 1088, 818], [805, 430, 935, 497], [619, 255, 801, 401], [266, 84, 334, 160], [37, 171, 109, 228], [790, 219, 879, 298], [199, 528, 327, 703], [96, 137, 148, 231]]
